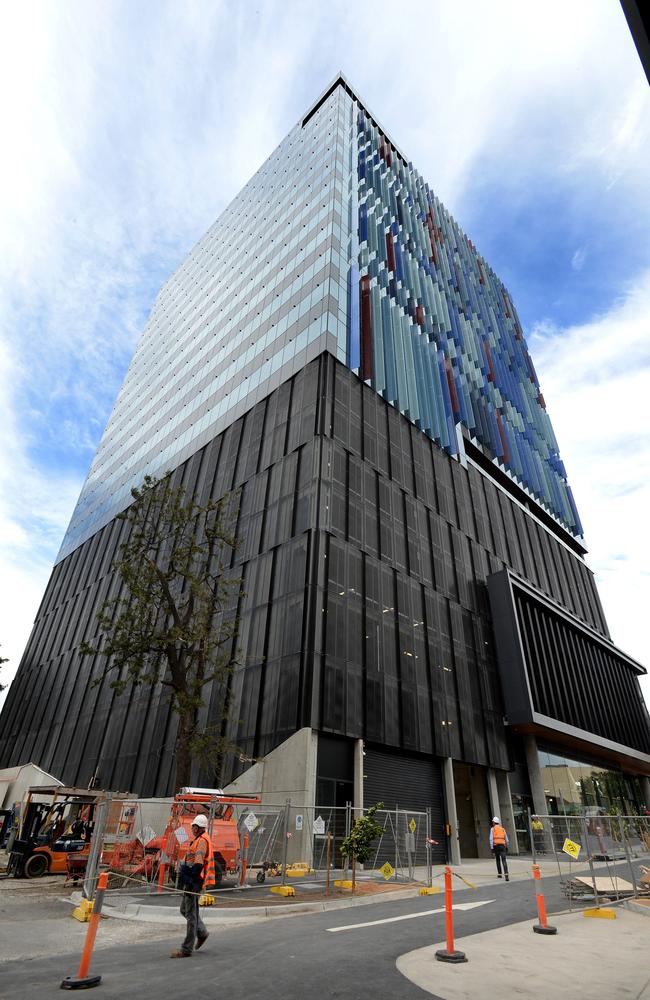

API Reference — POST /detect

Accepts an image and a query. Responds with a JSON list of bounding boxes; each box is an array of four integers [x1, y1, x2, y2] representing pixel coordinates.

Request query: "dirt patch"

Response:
[[208, 881, 418, 907], [0, 874, 73, 897]]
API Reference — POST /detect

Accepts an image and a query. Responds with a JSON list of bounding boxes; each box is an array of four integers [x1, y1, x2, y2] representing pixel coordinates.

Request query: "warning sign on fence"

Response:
[[244, 813, 258, 832], [379, 861, 395, 880], [562, 837, 581, 860]]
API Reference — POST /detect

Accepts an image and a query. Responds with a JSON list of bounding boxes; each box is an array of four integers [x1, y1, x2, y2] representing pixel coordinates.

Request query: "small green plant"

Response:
[[341, 802, 385, 892]]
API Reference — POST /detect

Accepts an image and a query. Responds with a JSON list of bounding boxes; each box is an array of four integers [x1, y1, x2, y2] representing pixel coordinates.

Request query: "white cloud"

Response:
[[530, 273, 650, 704], [571, 247, 587, 271], [0, 338, 81, 704]]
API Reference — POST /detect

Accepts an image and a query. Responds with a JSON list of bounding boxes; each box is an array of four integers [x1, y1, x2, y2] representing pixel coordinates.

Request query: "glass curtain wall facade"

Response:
[[58, 86, 353, 561], [59, 75, 581, 565], [351, 102, 582, 538]]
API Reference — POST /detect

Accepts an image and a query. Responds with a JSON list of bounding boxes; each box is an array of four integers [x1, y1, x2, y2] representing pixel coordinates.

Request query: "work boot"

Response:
[[195, 933, 209, 950], [170, 950, 191, 958]]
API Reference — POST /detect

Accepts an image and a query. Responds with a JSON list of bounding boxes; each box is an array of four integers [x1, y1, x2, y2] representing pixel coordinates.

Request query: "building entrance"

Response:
[[453, 762, 492, 859]]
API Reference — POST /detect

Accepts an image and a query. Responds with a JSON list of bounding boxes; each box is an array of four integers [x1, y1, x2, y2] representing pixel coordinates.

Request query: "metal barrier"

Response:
[[83, 796, 174, 897], [366, 808, 433, 885], [526, 812, 650, 904], [81, 795, 437, 899], [233, 801, 287, 879]]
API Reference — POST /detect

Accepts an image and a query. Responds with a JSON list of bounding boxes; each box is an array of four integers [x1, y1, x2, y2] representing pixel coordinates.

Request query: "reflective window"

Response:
[[538, 750, 645, 815]]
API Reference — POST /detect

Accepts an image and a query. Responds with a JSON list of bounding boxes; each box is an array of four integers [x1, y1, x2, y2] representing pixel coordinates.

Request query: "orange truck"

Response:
[[157, 788, 262, 887], [109, 788, 263, 888]]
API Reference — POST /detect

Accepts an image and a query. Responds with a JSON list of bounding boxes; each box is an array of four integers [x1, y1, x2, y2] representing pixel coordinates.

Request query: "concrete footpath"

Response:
[[95, 853, 646, 924], [397, 908, 650, 999]]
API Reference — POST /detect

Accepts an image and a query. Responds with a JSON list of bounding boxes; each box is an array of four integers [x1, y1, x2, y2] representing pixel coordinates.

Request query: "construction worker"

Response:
[[490, 816, 509, 881], [170, 814, 211, 958], [531, 815, 545, 854]]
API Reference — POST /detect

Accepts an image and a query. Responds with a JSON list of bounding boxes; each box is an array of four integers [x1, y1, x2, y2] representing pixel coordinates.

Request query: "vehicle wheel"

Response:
[[25, 853, 49, 878], [256, 870, 266, 884], [212, 858, 224, 887]]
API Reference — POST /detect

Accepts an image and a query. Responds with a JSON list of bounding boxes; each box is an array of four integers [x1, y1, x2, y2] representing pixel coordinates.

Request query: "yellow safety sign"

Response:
[[562, 837, 581, 860], [379, 861, 395, 880], [409, 818, 417, 834]]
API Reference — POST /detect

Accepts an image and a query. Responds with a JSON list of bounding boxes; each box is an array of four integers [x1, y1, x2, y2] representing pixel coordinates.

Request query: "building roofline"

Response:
[[300, 71, 408, 165]]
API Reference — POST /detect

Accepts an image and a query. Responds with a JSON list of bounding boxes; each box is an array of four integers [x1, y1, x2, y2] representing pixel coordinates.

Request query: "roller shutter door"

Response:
[[363, 747, 446, 864]]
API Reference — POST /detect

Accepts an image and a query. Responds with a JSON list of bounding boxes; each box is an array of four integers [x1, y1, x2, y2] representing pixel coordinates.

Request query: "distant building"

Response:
[[1, 75, 648, 860]]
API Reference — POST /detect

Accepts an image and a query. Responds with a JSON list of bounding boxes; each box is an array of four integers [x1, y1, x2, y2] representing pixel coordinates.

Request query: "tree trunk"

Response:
[[174, 713, 195, 791]]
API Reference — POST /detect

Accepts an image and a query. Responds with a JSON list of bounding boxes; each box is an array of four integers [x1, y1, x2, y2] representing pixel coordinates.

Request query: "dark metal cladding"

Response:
[[488, 569, 650, 772], [0, 354, 644, 794]]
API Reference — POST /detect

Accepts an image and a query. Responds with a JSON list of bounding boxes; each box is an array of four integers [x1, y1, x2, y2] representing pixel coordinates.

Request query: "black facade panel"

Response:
[[489, 568, 650, 769], [1, 354, 642, 794], [515, 588, 650, 754]]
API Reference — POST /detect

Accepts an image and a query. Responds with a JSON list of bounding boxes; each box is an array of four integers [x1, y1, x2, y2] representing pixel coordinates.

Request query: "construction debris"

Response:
[[566, 875, 636, 900]]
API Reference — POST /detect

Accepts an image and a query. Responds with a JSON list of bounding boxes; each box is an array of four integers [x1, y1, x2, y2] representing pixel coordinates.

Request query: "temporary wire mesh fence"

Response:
[[80, 797, 436, 899], [526, 812, 650, 907], [366, 808, 433, 885]]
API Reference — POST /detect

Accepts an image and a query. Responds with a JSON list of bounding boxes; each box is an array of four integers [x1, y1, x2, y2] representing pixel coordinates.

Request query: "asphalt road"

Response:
[[0, 871, 580, 1000]]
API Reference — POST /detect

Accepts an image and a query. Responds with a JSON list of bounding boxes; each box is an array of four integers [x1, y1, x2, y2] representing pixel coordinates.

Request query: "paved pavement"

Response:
[[96, 852, 648, 922], [398, 908, 650, 999], [1, 855, 647, 999]]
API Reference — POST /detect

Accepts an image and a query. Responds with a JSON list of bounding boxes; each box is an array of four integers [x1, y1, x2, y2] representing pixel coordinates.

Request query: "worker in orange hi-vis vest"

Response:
[[170, 814, 211, 958], [490, 816, 510, 881]]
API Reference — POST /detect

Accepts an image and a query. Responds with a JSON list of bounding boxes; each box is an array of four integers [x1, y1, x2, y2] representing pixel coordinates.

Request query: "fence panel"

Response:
[[233, 802, 287, 878], [526, 812, 650, 905], [366, 808, 431, 884], [82, 796, 442, 898]]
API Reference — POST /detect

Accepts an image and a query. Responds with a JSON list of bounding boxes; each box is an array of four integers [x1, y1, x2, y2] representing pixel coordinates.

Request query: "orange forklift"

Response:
[[8, 785, 120, 879]]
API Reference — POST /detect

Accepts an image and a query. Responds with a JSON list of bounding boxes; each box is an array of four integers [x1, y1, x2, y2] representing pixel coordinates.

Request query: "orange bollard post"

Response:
[[157, 858, 168, 894], [61, 872, 109, 989], [435, 866, 468, 964], [532, 863, 557, 935], [239, 832, 249, 886]]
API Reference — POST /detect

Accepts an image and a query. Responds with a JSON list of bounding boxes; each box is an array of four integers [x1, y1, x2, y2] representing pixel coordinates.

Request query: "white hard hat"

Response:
[[192, 814, 208, 829], [492, 816, 500, 824]]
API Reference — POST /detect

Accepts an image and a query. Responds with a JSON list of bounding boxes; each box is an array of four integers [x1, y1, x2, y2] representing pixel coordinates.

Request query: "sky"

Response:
[[0, 0, 649, 711]]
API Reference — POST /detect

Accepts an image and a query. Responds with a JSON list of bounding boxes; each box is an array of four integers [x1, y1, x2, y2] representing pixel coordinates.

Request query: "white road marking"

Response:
[[327, 900, 493, 932]]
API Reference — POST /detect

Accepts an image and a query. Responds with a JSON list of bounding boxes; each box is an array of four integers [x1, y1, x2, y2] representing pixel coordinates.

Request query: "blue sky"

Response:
[[0, 0, 649, 707]]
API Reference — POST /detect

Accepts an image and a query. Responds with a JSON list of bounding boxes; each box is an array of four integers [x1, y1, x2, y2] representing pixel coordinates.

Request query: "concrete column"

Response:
[[486, 769, 500, 820], [496, 771, 519, 855], [222, 727, 318, 865], [354, 739, 364, 817], [523, 734, 547, 818], [443, 757, 461, 865], [470, 768, 492, 858], [641, 775, 650, 812]]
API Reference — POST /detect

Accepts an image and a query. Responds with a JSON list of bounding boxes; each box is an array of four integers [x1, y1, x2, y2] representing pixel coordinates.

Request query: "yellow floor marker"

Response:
[[583, 908, 616, 919]]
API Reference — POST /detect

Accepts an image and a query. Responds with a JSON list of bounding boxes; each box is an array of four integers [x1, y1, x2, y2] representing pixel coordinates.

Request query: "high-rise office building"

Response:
[[1, 74, 648, 858]]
